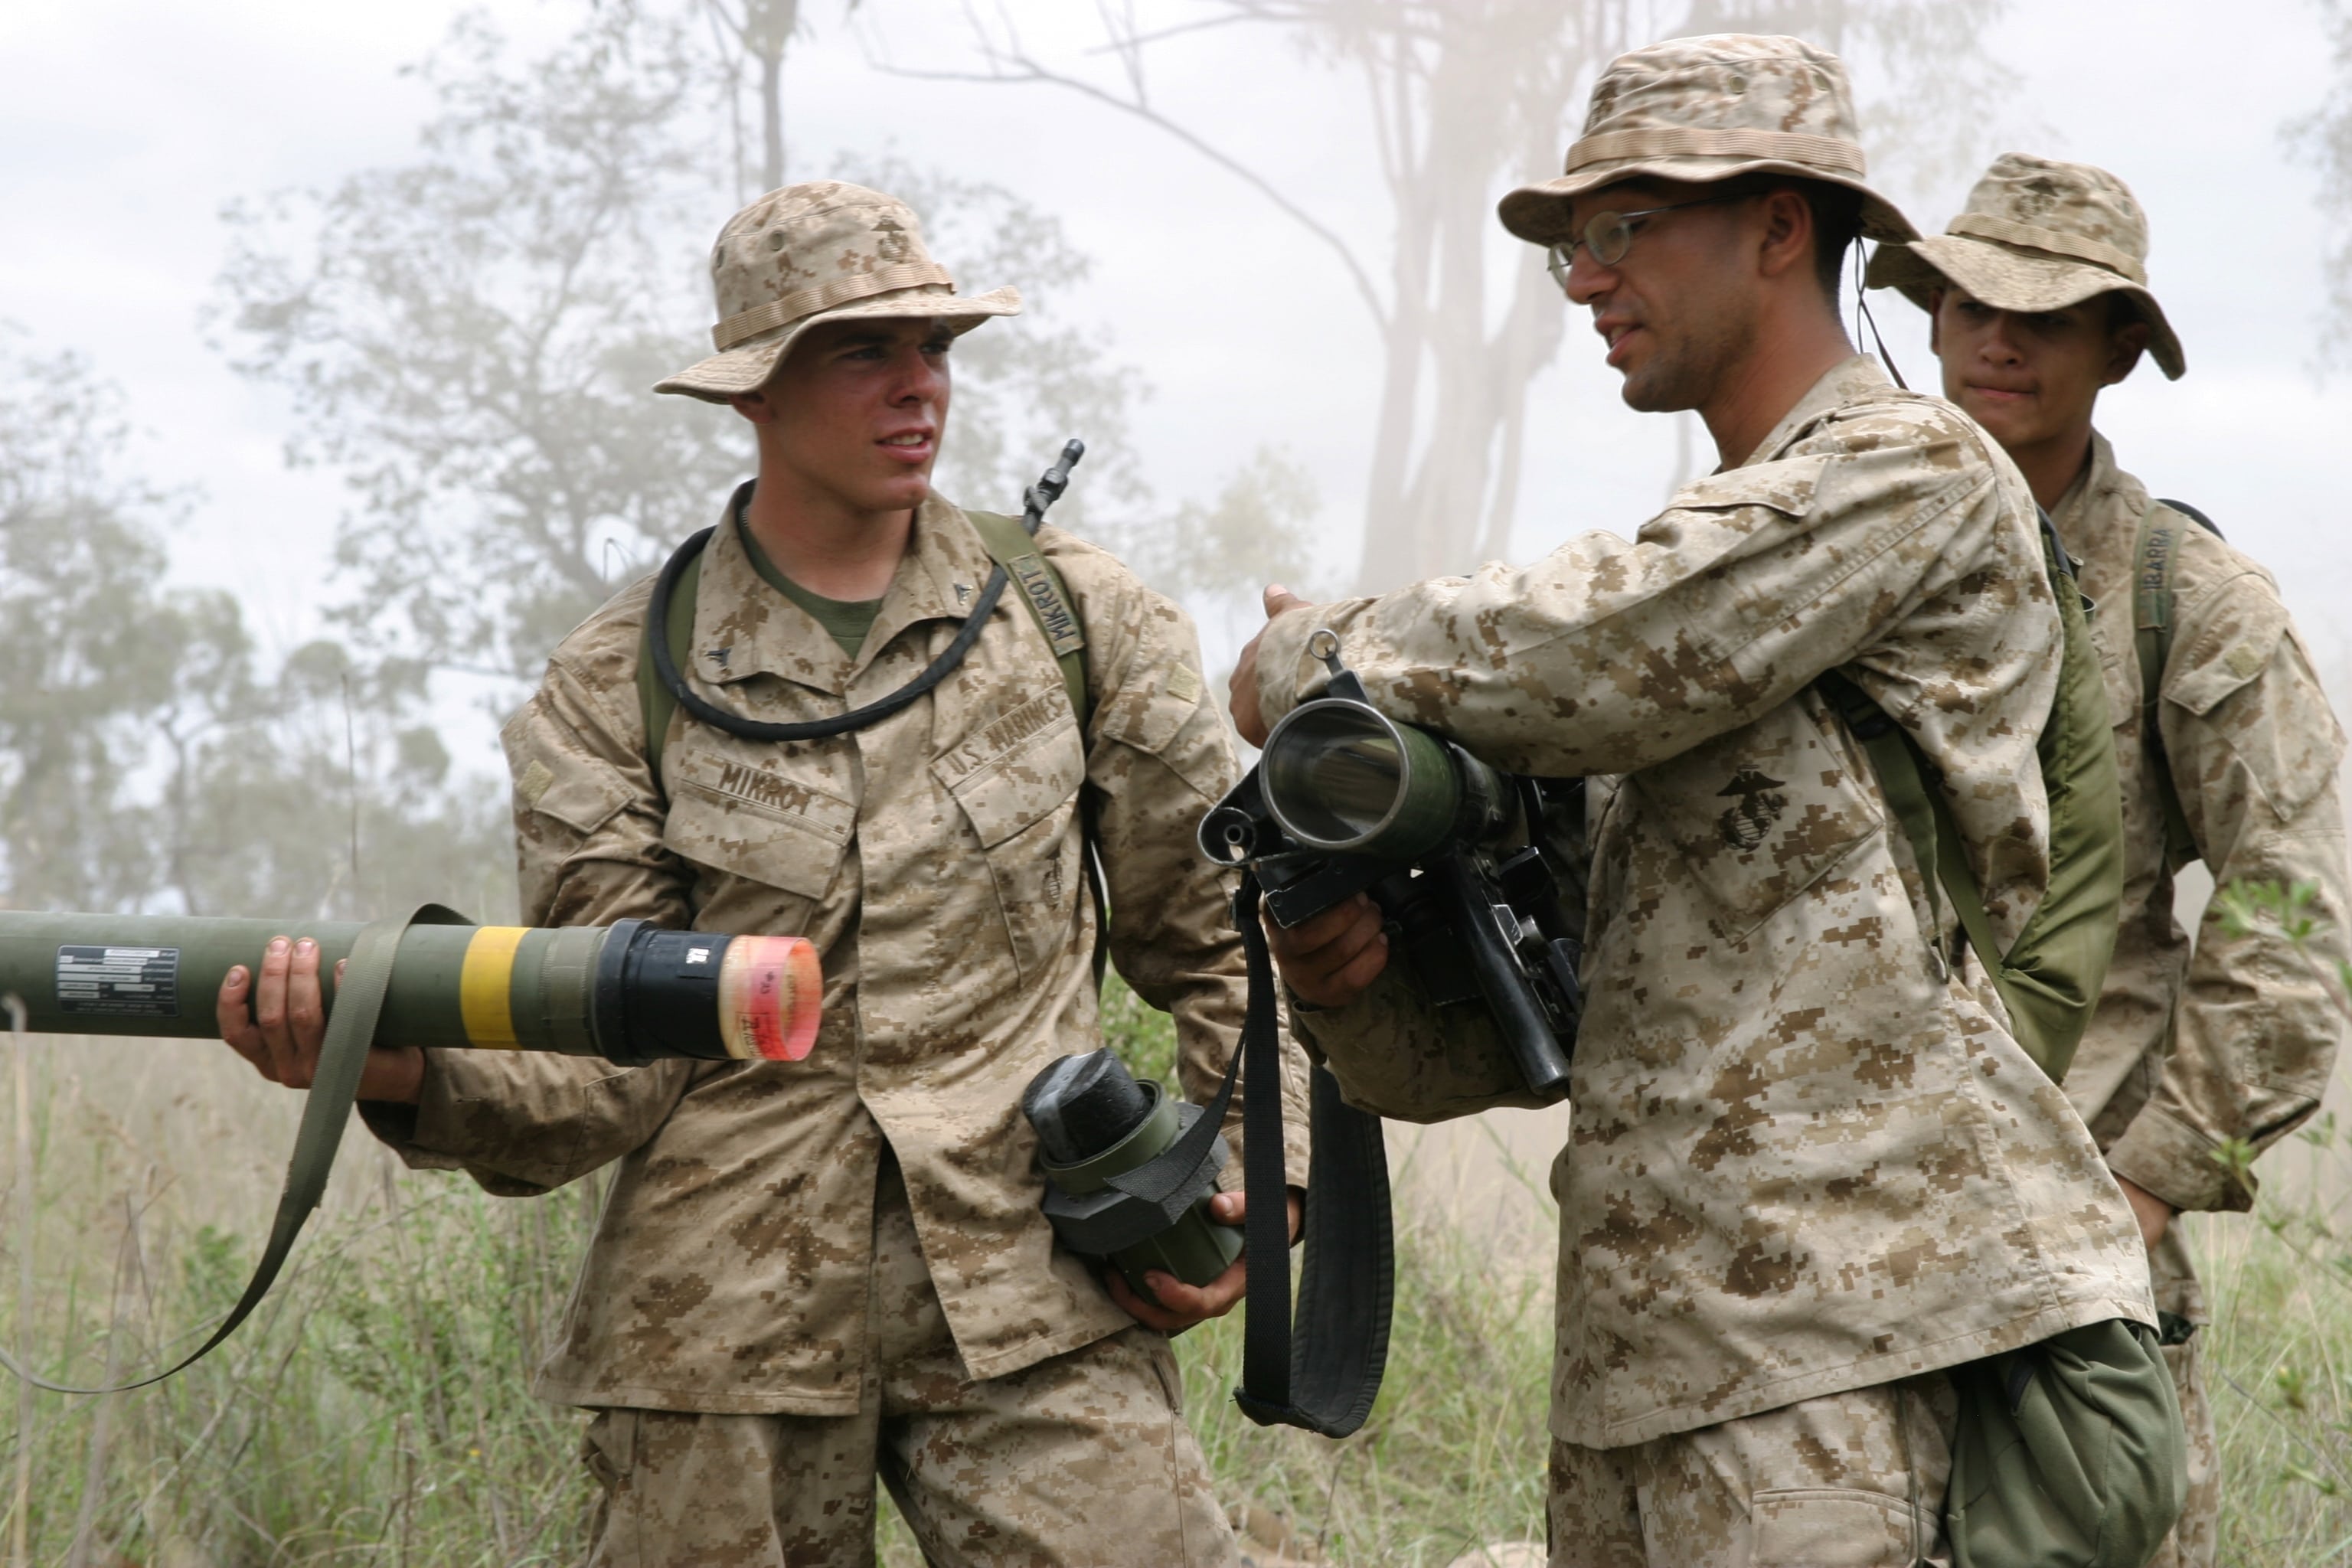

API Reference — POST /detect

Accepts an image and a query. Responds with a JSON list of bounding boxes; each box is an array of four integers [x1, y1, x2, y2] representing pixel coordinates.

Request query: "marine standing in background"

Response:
[[1870, 154, 2352, 1568], [1230, 36, 2170, 1565], [213, 181, 1308, 1566]]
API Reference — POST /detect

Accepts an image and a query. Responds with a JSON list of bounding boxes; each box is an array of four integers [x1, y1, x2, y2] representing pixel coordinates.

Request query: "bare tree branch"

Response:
[[868, 41, 1390, 327], [1077, 12, 1261, 55]]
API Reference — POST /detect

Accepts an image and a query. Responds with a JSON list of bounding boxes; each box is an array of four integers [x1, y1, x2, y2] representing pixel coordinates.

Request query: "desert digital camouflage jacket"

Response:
[[361, 492, 1310, 1416], [2053, 433, 2347, 1253], [1259, 358, 2156, 1449]]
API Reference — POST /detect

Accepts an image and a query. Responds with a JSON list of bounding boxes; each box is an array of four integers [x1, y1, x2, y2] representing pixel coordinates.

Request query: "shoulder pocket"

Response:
[[2164, 584, 2288, 717], [501, 707, 635, 838], [1657, 456, 1831, 662], [1662, 453, 1827, 521], [2170, 608, 2346, 819], [662, 746, 854, 901], [528, 765, 630, 837], [1092, 601, 1210, 760], [1097, 659, 1204, 758]]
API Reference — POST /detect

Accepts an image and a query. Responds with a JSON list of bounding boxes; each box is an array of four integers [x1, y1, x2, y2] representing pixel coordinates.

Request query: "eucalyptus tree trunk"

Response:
[[929, 0, 2013, 593], [704, 0, 802, 192]]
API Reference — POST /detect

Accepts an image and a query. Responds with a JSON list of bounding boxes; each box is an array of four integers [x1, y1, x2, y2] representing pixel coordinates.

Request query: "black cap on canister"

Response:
[[1021, 1050, 1154, 1166]]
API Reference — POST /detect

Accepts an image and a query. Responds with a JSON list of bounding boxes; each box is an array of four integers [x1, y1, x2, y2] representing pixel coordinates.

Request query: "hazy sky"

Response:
[[5, 0, 2349, 776]]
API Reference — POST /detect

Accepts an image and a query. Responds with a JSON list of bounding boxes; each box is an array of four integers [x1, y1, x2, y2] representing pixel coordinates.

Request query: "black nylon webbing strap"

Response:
[[1229, 873, 1394, 1439], [2133, 500, 2222, 874], [0, 903, 469, 1393]]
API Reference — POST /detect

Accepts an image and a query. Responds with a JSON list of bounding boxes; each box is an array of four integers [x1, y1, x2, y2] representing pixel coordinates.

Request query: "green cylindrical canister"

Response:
[[0, 911, 822, 1067], [1026, 1050, 1244, 1302]]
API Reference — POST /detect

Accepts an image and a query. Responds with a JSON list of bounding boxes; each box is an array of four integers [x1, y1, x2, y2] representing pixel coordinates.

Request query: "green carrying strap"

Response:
[[963, 510, 1092, 732], [636, 512, 1089, 783], [0, 903, 471, 1393], [2132, 499, 2223, 874], [1820, 518, 2124, 1083], [960, 510, 1107, 991]]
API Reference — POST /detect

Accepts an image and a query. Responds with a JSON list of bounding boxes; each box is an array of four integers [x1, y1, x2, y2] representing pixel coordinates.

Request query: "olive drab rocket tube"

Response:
[[0, 913, 821, 1066]]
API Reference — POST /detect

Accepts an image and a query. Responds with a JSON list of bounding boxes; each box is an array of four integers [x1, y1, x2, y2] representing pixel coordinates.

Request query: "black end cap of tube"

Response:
[[619, 929, 733, 1060], [590, 918, 648, 1065]]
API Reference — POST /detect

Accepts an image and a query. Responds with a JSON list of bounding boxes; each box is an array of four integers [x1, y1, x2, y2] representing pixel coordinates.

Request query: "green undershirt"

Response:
[[738, 525, 883, 659]]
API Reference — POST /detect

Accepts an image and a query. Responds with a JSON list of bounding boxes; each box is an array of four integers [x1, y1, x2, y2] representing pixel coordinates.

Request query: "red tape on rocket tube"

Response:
[[717, 935, 822, 1061]]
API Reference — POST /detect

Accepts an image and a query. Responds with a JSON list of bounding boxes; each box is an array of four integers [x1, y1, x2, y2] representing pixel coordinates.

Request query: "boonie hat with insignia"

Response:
[[1866, 152, 2184, 379], [657, 181, 1020, 403], [1498, 34, 1918, 248]]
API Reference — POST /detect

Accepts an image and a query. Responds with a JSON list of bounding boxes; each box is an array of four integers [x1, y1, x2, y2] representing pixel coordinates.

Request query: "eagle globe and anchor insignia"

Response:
[[1717, 768, 1789, 851]]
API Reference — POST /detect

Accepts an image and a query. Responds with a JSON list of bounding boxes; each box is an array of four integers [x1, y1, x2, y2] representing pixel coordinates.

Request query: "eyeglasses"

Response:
[[1544, 192, 1749, 286]]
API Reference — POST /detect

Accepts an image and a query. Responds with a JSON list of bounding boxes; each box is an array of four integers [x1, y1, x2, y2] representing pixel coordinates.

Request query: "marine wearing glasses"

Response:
[[1543, 191, 1749, 283]]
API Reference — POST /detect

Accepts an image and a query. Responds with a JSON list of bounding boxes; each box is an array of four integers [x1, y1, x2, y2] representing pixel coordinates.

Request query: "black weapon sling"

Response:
[[2132, 498, 2223, 873], [1227, 871, 1396, 1439]]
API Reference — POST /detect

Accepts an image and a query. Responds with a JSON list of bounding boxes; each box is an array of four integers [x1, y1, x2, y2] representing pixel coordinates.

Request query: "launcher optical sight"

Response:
[[1200, 630, 1583, 1099], [0, 912, 821, 1067]]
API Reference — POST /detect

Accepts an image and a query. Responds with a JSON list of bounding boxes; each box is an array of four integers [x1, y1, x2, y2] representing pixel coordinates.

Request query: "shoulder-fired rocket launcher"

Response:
[[0, 913, 822, 1065], [0, 909, 823, 1394]]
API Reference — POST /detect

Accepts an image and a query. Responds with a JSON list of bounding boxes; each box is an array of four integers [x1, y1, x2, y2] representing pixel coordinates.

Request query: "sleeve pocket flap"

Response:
[[531, 766, 631, 835], [1661, 454, 1827, 519], [1095, 614, 1207, 757], [2166, 591, 2289, 717]]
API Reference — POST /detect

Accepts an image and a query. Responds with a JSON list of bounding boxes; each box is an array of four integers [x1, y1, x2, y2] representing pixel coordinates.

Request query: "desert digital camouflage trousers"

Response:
[[1547, 1372, 1960, 1567], [579, 1153, 1237, 1568], [1543, 1240, 2219, 1568], [2148, 1227, 2218, 1568]]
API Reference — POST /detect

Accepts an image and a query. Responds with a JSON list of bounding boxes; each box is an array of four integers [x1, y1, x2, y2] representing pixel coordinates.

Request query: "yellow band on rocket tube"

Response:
[[458, 925, 530, 1049]]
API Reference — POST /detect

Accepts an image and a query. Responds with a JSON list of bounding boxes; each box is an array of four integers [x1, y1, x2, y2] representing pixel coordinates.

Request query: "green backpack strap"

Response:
[[635, 545, 702, 789], [1820, 514, 2124, 1082], [965, 509, 1107, 989], [2132, 500, 2221, 872], [963, 509, 1091, 730]]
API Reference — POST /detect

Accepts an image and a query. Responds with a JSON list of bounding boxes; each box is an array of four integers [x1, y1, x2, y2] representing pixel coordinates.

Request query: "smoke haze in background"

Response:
[[2, 0, 2347, 815]]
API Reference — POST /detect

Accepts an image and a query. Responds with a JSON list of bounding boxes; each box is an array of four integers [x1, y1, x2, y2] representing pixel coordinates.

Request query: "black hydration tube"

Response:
[[645, 440, 1084, 743]]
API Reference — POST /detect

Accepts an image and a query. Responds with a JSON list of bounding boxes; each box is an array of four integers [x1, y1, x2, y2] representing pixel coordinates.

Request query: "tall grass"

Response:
[[0, 982, 1550, 1565], [0, 1032, 605, 1565], [28, 974, 2352, 1566], [2190, 1113, 2352, 1567]]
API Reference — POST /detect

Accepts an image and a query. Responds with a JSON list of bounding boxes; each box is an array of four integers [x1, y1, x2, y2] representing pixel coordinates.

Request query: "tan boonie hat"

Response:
[[656, 181, 1021, 402], [1866, 153, 2184, 379], [1498, 34, 1919, 249]]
